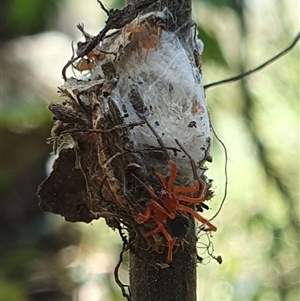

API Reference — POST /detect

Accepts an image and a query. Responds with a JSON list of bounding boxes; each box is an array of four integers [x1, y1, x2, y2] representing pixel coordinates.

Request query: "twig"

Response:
[[62, 0, 157, 80], [209, 126, 228, 221], [114, 229, 132, 301], [204, 32, 300, 90], [97, 0, 109, 15], [60, 120, 145, 135]]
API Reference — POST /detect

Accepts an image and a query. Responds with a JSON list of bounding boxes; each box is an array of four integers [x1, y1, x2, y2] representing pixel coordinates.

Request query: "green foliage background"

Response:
[[1, 0, 299, 300]]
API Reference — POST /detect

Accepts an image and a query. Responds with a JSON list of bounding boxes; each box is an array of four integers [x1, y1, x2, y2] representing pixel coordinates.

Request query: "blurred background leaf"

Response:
[[198, 27, 228, 66], [1, 0, 60, 41]]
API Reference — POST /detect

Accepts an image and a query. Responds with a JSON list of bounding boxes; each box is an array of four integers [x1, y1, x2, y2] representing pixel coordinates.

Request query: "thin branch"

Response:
[[114, 228, 132, 301], [208, 126, 228, 221], [62, 0, 156, 80], [97, 0, 110, 15], [204, 32, 300, 90]]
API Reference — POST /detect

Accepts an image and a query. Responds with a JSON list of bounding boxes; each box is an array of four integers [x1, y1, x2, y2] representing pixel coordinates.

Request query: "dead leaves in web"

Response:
[[37, 62, 144, 226]]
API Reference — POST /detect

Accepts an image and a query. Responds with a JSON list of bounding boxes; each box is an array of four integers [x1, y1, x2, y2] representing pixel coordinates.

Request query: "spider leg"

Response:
[[154, 171, 168, 190], [148, 197, 175, 220], [178, 195, 205, 204], [143, 221, 175, 262], [138, 205, 152, 222], [177, 204, 217, 231], [131, 173, 174, 217], [167, 160, 177, 192], [143, 221, 163, 237], [174, 180, 200, 195], [174, 139, 210, 202], [196, 177, 208, 201], [161, 225, 175, 262], [175, 178, 208, 202]]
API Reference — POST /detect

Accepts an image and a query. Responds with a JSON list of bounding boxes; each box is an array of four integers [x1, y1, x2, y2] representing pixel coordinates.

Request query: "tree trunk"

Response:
[[129, 220, 197, 301], [126, 1, 204, 300]]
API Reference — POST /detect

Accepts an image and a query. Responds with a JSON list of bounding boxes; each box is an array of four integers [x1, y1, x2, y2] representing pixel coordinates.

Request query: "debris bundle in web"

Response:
[[37, 1, 216, 262]]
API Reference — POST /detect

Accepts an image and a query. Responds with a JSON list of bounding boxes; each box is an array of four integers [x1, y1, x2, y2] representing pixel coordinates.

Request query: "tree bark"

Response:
[[129, 220, 197, 301], [127, 1, 199, 301]]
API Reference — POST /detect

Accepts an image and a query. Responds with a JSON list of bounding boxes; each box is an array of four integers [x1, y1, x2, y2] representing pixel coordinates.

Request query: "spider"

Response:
[[126, 14, 164, 60], [74, 48, 101, 72], [137, 159, 217, 262]]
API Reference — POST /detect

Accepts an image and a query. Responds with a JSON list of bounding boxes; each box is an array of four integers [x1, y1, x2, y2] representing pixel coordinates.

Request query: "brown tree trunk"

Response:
[[127, 1, 199, 301], [129, 221, 197, 301]]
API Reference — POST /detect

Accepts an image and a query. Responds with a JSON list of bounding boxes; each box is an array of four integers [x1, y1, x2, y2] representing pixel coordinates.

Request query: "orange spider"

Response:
[[74, 48, 101, 72], [126, 15, 163, 60], [138, 160, 217, 262]]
